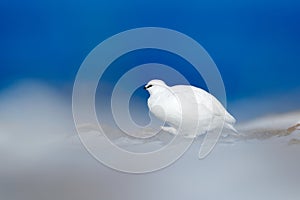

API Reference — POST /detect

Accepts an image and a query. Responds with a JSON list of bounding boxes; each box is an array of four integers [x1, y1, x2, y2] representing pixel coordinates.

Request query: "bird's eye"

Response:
[[147, 84, 153, 88]]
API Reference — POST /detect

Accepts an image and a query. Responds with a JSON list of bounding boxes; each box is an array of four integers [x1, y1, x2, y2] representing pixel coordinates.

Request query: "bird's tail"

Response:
[[224, 123, 239, 136]]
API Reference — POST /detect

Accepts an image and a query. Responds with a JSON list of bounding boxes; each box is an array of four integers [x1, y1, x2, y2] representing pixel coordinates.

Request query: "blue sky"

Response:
[[1, 0, 300, 100]]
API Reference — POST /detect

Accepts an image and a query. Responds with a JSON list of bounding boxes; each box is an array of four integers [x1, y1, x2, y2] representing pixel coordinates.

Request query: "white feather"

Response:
[[145, 79, 237, 138]]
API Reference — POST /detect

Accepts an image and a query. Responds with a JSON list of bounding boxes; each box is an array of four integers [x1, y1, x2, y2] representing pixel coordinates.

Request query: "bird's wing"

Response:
[[171, 85, 235, 123], [192, 86, 236, 124], [170, 85, 214, 117]]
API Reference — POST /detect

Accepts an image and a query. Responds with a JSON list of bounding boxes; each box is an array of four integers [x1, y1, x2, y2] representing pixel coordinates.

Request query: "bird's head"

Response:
[[144, 79, 168, 95]]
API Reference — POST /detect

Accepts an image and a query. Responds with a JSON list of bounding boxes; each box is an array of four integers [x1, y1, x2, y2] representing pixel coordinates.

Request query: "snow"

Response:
[[0, 81, 299, 200]]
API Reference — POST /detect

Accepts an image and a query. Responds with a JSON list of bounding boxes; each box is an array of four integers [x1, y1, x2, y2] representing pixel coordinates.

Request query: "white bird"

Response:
[[144, 79, 237, 138]]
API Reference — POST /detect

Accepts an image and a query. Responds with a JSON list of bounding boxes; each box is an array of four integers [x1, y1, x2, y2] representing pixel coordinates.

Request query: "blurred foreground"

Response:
[[0, 81, 299, 200]]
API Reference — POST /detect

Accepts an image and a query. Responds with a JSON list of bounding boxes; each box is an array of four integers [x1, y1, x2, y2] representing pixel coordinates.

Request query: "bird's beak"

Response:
[[144, 85, 148, 90]]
